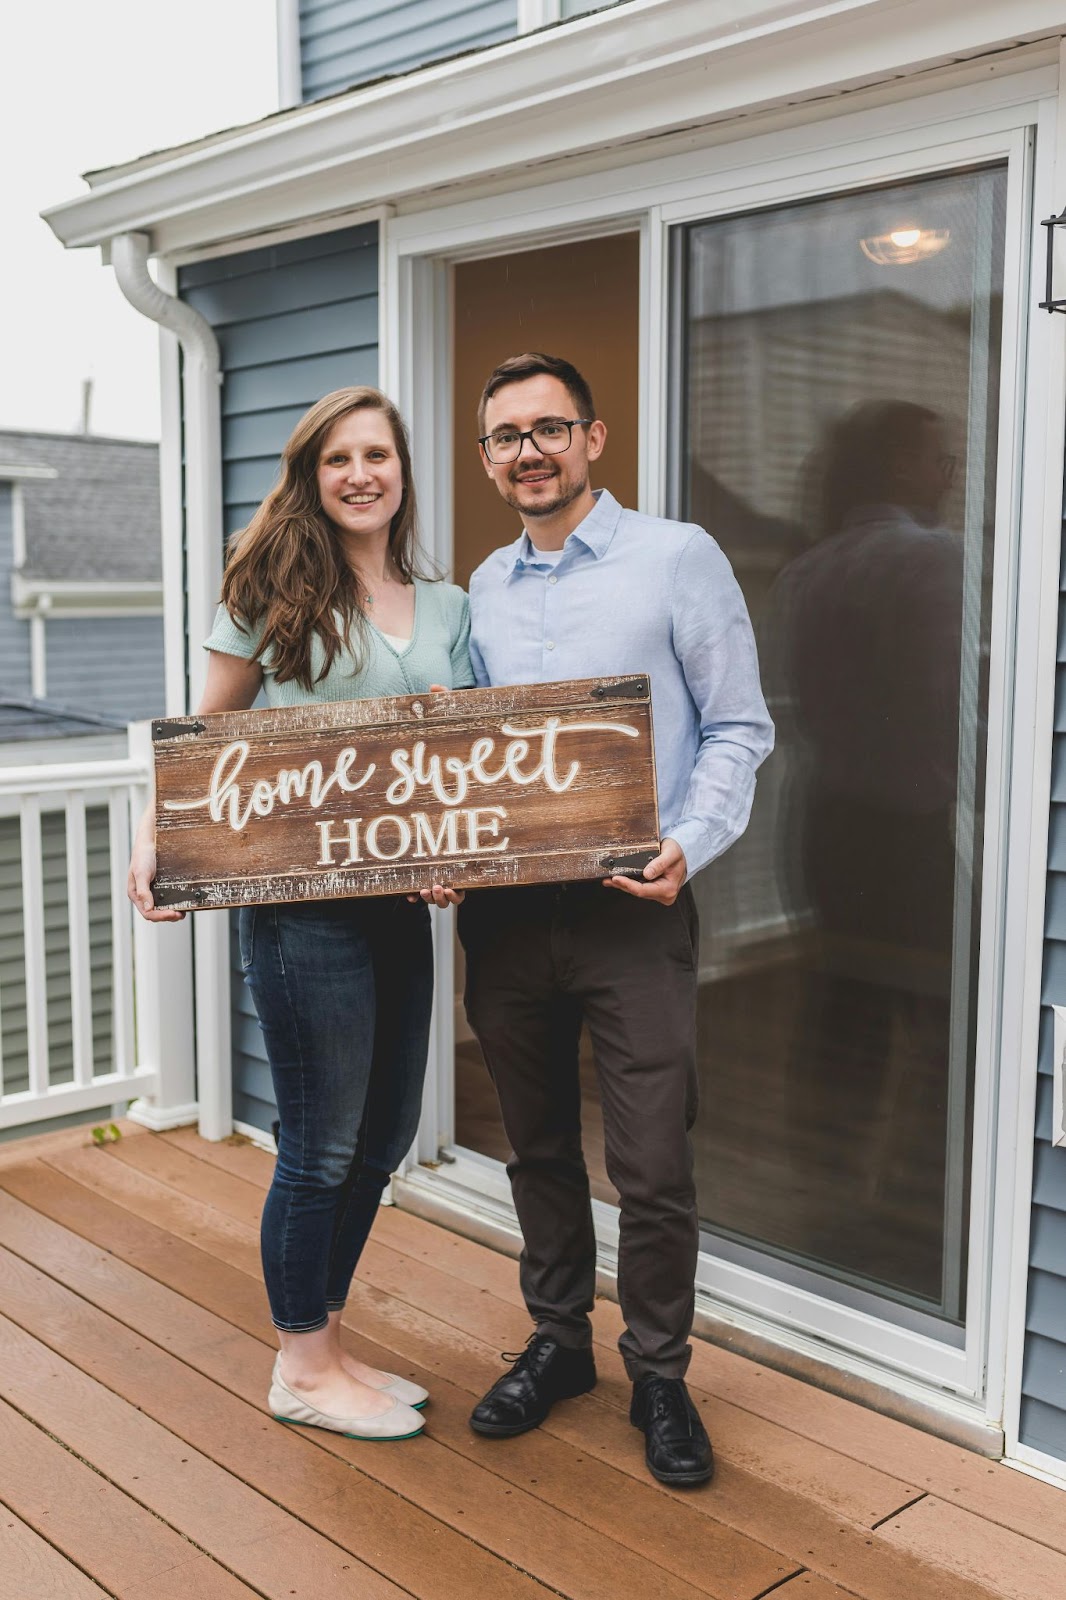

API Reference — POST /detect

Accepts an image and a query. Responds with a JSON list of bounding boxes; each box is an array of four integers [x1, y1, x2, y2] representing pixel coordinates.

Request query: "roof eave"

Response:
[[41, 0, 1066, 258]]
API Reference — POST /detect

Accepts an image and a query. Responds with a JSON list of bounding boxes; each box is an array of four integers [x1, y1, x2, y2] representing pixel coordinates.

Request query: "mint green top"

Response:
[[203, 578, 473, 706]]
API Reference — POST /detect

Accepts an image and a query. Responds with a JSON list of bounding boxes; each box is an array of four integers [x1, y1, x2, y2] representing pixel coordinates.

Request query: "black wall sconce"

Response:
[[1041, 207, 1066, 312]]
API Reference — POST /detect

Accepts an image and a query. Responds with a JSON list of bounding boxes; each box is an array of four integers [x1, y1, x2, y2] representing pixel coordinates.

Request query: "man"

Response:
[[456, 352, 773, 1488]]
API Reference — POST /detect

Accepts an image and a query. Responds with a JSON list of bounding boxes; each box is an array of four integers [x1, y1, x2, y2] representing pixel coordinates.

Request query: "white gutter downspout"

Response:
[[110, 230, 232, 1142], [111, 231, 222, 710]]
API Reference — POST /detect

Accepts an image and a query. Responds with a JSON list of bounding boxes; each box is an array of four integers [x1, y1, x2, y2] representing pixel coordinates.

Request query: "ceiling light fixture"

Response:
[[859, 226, 950, 265]]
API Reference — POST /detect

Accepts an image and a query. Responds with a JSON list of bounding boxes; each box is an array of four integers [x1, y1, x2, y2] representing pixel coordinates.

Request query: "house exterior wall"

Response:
[[299, 0, 518, 101], [0, 486, 33, 698], [44, 616, 165, 724], [96, 6, 1060, 1469], [1024, 556, 1066, 1461], [179, 221, 380, 1133]]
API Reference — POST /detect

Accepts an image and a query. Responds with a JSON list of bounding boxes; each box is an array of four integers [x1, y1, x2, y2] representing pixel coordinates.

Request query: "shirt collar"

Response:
[[506, 488, 623, 573]]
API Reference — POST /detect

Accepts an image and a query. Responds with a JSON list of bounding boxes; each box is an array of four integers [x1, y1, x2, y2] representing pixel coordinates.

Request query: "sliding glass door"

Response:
[[672, 165, 1008, 1326]]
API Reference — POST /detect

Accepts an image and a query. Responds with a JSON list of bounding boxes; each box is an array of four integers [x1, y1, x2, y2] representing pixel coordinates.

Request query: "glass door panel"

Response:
[[673, 165, 1007, 1324]]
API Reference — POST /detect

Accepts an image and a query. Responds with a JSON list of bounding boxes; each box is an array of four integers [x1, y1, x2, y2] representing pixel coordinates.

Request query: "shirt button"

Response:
[[546, 641, 555, 651], [548, 575, 558, 585]]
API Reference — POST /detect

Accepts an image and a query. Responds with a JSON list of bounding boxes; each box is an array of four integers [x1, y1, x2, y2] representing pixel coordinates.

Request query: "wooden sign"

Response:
[[151, 676, 659, 910]]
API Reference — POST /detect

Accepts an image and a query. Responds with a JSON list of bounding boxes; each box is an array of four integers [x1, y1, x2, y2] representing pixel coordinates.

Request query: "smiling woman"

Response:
[[217, 387, 426, 688], [126, 382, 473, 1444]]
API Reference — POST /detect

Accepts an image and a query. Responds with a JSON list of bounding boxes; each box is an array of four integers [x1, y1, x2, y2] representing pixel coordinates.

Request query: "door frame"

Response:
[[384, 60, 1062, 1443]]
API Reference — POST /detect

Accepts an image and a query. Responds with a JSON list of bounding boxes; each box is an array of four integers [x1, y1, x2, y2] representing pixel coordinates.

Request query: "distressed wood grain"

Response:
[[152, 675, 659, 908]]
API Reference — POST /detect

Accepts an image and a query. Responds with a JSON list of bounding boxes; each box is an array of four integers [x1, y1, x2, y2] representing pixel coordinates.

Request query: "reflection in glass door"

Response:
[[673, 166, 1007, 1324]]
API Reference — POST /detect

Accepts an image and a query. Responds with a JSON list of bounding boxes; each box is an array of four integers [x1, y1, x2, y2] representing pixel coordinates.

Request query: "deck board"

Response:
[[0, 1395, 259, 1600], [0, 1171, 792, 1600], [164, 1130, 1066, 1559], [0, 1210, 729, 1600], [876, 1495, 1066, 1600], [94, 1134, 922, 1527], [0, 1248, 553, 1600], [0, 1123, 1061, 1599], [9, 1140, 1009, 1600], [0, 1509, 109, 1600], [0, 1311, 409, 1600]]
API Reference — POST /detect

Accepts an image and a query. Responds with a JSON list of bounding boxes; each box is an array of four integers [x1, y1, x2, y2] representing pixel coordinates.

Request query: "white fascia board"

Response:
[[11, 574, 164, 617], [42, 0, 1066, 257]]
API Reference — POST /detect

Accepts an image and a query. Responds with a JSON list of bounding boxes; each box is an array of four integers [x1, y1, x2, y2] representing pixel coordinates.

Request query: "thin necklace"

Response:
[[357, 566, 395, 610]]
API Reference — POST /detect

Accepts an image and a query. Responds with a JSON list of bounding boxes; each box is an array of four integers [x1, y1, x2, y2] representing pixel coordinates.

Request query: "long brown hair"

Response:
[[221, 387, 425, 688]]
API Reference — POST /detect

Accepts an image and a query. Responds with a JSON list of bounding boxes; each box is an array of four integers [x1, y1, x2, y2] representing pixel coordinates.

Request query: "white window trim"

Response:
[[385, 68, 1059, 1443]]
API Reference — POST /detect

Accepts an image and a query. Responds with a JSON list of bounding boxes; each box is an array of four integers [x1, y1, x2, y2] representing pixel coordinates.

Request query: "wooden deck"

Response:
[[1, 1124, 1065, 1600]]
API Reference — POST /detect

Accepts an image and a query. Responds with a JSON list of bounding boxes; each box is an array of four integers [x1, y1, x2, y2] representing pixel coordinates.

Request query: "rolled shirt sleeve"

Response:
[[665, 532, 775, 880], [203, 602, 265, 661]]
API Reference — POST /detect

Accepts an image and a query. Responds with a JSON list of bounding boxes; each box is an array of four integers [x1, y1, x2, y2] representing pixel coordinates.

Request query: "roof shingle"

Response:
[[0, 430, 161, 584]]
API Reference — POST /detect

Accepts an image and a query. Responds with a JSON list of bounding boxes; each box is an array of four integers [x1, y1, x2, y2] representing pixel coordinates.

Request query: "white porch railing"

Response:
[[0, 725, 196, 1134]]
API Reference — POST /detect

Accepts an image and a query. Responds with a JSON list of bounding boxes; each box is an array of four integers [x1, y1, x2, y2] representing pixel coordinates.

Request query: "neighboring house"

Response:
[[0, 437, 164, 1143], [39, 0, 1066, 1487], [0, 430, 165, 722]]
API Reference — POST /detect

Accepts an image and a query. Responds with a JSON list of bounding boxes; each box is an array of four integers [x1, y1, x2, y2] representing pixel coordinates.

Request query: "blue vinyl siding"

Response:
[[1023, 529, 1066, 1462], [0, 486, 32, 698], [45, 616, 165, 724], [179, 222, 379, 1134], [299, 0, 517, 102]]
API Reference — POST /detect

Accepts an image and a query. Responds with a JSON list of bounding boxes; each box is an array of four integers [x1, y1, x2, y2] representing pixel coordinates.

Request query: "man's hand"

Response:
[[604, 837, 687, 905]]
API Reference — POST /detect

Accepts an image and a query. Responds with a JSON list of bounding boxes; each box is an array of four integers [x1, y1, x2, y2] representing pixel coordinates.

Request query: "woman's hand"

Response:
[[404, 688, 466, 905], [419, 883, 465, 907], [127, 815, 185, 922], [407, 883, 465, 907]]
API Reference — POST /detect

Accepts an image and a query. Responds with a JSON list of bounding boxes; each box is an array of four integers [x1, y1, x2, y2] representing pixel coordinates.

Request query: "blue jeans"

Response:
[[239, 896, 433, 1332]]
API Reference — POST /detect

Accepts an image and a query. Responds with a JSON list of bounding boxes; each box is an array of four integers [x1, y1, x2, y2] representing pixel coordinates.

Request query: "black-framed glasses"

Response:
[[478, 418, 592, 464]]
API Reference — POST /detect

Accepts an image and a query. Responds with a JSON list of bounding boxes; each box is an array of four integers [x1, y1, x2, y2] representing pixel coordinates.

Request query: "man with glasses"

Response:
[[452, 351, 773, 1488]]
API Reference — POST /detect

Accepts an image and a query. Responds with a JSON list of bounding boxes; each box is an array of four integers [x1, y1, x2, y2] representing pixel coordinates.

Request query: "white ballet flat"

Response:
[[269, 1361, 425, 1440], [379, 1372, 430, 1409], [272, 1354, 428, 1411]]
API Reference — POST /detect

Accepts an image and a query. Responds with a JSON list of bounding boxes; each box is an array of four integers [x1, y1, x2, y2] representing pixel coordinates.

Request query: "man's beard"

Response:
[[502, 466, 587, 518]]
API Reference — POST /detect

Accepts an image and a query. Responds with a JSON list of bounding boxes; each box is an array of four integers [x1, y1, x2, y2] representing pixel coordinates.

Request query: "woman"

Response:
[[128, 386, 471, 1440]]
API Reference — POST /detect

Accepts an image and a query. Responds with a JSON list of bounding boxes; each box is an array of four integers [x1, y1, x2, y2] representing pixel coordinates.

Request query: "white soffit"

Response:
[[42, 0, 1066, 256]]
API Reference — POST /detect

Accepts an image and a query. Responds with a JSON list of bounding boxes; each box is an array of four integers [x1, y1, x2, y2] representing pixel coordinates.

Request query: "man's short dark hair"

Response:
[[478, 353, 596, 433]]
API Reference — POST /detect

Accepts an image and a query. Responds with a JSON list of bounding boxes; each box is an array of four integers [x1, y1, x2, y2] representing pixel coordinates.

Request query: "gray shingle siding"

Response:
[[45, 616, 165, 724], [0, 486, 32, 699], [1024, 527, 1066, 1461], [0, 431, 160, 584], [299, 0, 517, 101], [180, 224, 379, 543], [179, 222, 379, 1133]]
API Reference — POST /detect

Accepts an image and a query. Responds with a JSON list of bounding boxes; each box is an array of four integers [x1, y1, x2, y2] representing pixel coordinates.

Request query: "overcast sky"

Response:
[[0, 3, 278, 443]]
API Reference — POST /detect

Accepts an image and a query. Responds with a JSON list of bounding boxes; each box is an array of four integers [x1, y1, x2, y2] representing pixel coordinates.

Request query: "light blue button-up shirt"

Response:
[[468, 489, 774, 879]]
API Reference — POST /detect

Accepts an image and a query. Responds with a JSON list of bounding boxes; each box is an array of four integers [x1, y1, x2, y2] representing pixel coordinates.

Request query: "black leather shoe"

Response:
[[470, 1333, 596, 1437], [630, 1374, 714, 1486]]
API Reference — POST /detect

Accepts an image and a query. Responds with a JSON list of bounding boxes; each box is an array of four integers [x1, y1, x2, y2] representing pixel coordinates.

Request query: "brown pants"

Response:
[[458, 881, 700, 1380]]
